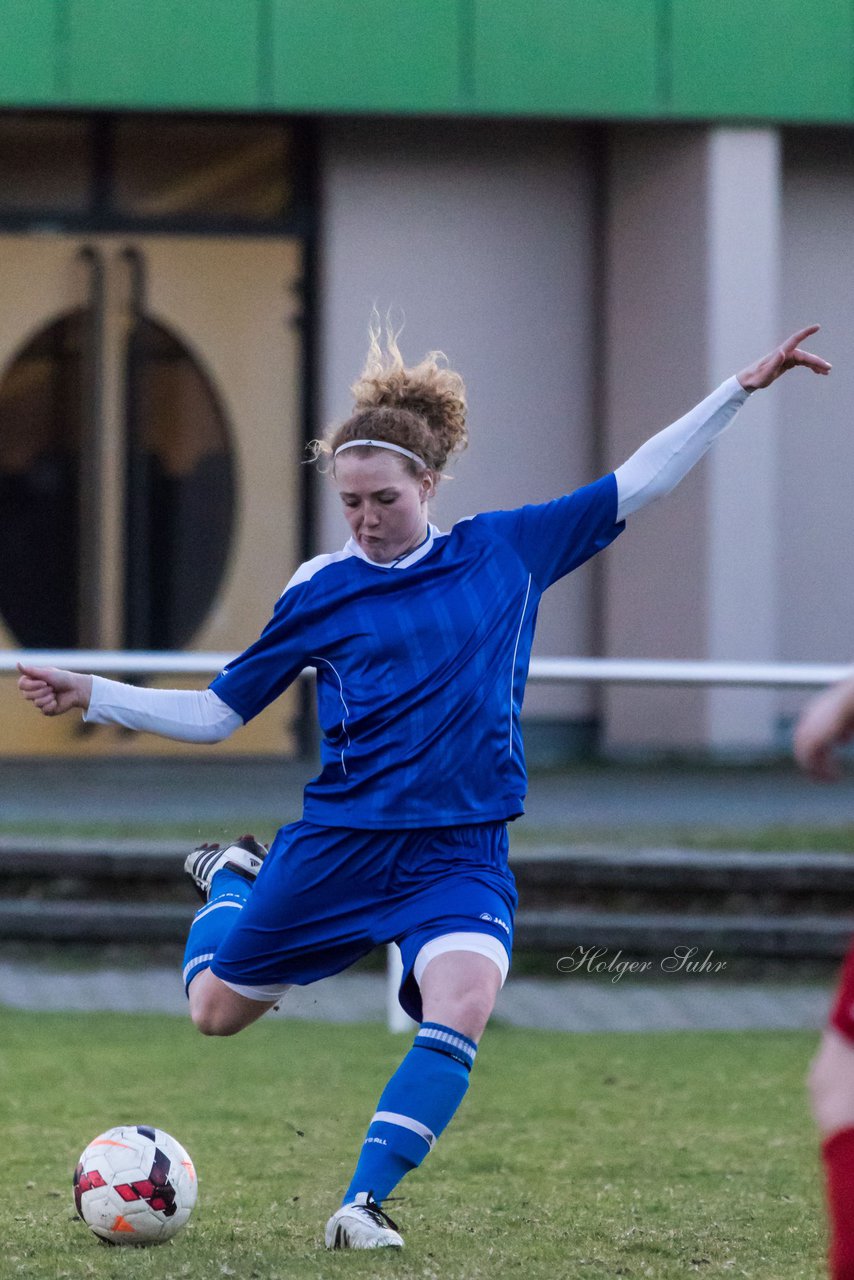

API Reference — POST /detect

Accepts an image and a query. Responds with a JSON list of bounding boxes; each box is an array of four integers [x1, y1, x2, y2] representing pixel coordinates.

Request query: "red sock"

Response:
[[824, 1128, 854, 1279]]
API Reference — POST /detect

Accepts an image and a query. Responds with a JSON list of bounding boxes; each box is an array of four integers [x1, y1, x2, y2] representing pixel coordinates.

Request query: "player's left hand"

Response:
[[737, 325, 831, 392], [16, 663, 92, 716]]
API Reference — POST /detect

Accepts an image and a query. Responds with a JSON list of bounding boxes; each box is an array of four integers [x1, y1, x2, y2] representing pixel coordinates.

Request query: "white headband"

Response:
[[334, 438, 427, 469]]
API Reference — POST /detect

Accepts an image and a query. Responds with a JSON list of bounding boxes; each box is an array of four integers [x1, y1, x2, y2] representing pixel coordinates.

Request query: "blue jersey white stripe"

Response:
[[508, 574, 532, 758], [310, 656, 351, 775], [210, 474, 623, 829]]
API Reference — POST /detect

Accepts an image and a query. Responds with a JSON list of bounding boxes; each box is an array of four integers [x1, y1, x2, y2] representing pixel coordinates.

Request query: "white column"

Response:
[[603, 125, 782, 754], [705, 129, 781, 749]]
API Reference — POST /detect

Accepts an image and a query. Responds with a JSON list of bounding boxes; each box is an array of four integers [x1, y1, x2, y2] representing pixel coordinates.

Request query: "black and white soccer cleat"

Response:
[[184, 834, 268, 902], [325, 1192, 404, 1250]]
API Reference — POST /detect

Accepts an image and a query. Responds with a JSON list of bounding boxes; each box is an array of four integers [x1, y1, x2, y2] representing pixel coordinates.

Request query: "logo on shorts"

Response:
[[479, 912, 510, 935]]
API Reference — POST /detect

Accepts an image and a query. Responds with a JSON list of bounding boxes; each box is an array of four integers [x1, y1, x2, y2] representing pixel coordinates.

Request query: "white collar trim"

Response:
[[346, 523, 441, 570]]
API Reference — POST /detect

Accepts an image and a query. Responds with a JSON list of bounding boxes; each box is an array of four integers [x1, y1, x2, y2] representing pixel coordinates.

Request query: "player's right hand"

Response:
[[16, 664, 93, 716]]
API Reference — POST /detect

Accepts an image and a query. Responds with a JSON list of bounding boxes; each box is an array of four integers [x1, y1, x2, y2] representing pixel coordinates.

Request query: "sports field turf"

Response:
[[5, 814, 854, 852], [1, 1008, 825, 1279]]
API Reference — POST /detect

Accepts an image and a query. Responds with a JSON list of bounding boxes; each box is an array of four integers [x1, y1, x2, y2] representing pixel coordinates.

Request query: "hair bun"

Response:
[[349, 319, 468, 471]]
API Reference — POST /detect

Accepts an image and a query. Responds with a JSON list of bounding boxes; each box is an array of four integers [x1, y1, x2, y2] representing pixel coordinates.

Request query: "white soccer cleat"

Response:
[[184, 834, 268, 902], [324, 1192, 404, 1250]]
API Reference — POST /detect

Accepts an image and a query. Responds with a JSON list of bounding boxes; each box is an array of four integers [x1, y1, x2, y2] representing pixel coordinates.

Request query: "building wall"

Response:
[[0, 100, 849, 759], [316, 118, 603, 727], [317, 116, 851, 756]]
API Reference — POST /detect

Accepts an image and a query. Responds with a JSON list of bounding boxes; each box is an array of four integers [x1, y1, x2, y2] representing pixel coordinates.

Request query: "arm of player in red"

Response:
[[794, 671, 854, 782]]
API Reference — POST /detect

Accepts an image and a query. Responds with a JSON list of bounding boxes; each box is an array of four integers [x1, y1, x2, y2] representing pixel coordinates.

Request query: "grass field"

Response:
[[1, 1008, 826, 1279], [4, 816, 854, 853]]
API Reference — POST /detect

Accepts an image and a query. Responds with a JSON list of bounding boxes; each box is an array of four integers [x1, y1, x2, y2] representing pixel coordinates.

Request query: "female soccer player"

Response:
[[796, 674, 854, 1280], [19, 323, 829, 1250]]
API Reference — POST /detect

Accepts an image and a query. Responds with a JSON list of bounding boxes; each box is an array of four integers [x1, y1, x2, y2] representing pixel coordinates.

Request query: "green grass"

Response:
[[515, 823, 854, 852], [0, 819, 283, 843], [3, 817, 854, 852], [1, 1008, 825, 1279]]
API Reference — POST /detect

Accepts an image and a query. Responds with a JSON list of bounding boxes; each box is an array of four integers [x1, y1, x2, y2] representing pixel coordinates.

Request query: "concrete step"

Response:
[[0, 838, 185, 880], [1, 897, 851, 958], [3, 837, 854, 893], [510, 845, 854, 894], [515, 909, 853, 958], [0, 899, 193, 942]]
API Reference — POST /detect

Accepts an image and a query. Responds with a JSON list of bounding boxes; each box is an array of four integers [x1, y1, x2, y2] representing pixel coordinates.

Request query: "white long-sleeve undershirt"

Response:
[[82, 374, 752, 741], [614, 375, 750, 521], [83, 676, 242, 743]]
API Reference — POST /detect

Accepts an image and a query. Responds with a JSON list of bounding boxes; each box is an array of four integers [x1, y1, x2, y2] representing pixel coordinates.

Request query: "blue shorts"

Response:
[[210, 819, 517, 1021]]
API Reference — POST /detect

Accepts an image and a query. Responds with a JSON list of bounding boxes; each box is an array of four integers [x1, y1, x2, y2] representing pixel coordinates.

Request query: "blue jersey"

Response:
[[210, 474, 624, 829]]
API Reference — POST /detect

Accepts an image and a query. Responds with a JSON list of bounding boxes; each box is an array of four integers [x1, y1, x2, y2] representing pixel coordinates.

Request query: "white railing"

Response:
[[3, 650, 851, 686], [5, 649, 851, 1031]]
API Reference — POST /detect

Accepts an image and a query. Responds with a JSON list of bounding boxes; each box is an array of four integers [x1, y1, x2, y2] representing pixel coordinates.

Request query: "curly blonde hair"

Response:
[[309, 318, 468, 477]]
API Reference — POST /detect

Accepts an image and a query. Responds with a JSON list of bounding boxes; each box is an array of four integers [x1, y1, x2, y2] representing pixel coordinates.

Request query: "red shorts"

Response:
[[830, 939, 854, 1043]]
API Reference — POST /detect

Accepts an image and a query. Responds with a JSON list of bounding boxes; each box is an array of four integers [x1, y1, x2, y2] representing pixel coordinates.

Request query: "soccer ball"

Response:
[[73, 1125, 198, 1245]]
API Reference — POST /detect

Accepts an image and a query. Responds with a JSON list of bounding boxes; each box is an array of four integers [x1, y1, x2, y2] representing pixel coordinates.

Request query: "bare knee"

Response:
[[809, 1029, 854, 1135], [187, 971, 273, 1037], [422, 984, 498, 1042], [190, 983, 243, 1036], [188, 974, 235, 1036], [191, 1004, 242, 1037], [444, 990, 496, 1040], [419, 951, 503, 1043]]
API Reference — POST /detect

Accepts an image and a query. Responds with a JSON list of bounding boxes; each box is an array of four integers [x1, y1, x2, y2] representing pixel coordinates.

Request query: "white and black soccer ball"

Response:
[[73, 1125, 198, 1245]]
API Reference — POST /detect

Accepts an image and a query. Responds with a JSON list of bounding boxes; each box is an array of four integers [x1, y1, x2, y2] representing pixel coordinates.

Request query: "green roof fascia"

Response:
[[61, 0, 263, 111], [470, 0, 662, 120], [0, 0, 59, 107], [0, 1, 853, 124], [668, 0, 854, 124], [268, 0, 462, 114]]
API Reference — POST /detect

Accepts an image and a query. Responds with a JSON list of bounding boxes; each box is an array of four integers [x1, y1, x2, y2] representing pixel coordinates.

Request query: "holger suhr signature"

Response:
[[556, 945, 727, 983]]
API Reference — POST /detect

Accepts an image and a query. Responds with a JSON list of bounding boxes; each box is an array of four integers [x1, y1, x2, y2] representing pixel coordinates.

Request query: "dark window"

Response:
[[0, 309, 237, 650], [124, 318, 236, 649], [0, 312, 85, 646], [0, 112, 305, 233], [113, 119, 293, 223], [0, 116, 91, 215]]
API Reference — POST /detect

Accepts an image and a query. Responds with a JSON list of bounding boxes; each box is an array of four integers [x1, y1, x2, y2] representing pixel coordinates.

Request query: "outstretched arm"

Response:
[[794, 673, 854, 782], [17, 664, 242, 743], [615, 326, 831, 521]]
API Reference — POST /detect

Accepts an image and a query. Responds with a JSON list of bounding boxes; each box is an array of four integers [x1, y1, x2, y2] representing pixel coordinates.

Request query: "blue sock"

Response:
[[182, 869, 251, 992], [342, 1022, 477, 1206]]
